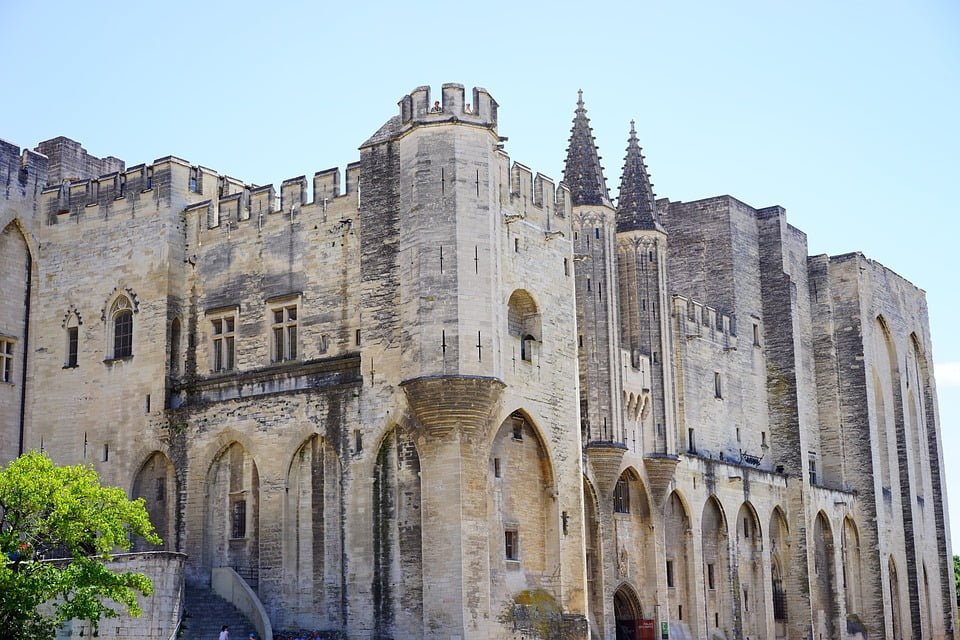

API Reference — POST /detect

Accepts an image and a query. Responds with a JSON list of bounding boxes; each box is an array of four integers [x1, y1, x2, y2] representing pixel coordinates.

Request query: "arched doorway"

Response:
[[614, 584, 643, 640]]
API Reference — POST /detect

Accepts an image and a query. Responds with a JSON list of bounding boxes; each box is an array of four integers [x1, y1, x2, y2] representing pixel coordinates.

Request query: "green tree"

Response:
[[0, 451, 161, 639], [954, 555, 960, 606]]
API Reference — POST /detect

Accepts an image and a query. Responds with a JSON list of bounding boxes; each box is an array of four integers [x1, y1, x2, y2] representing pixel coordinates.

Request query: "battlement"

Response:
[[34, 145, 363, 233], [35, 136, 124, 186], [496, 152, 571, 232], [38, 155, 192, 223], [398, 83, 498, 130], [672, 294, 738, 349], [1, 137, 49, 188]]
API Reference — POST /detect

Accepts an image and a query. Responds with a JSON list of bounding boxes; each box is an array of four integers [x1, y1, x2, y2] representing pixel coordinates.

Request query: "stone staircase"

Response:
[[182, 583, 257, 640]]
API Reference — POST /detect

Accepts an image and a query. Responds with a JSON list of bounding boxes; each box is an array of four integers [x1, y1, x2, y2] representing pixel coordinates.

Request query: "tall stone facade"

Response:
[[0, 84, 953, 640]]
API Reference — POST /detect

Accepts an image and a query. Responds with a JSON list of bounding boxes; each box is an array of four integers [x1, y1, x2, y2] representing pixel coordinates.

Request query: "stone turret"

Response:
[[615, 120, 677, 461], [564, 91, 626, 447]]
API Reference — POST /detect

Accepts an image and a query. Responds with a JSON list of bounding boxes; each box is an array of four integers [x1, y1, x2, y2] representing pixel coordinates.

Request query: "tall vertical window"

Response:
[[0, 338, 14, 383], [808, 453, 818, 486], [271, 303, 298, 362], [714, 371, 722, 398], [65, 313, 79, 368], [108, 296, 134, 359], [504, 529, 519, 561], [210, 314, 236, 372]]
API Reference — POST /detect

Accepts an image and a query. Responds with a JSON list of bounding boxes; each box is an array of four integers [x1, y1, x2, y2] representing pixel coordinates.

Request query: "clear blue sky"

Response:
[[2, 0, 958, 546]]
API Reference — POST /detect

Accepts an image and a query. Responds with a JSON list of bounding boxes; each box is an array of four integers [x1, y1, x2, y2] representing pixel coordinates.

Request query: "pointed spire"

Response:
[[616, 119, 661, 232], [563, 90, 612, 207]]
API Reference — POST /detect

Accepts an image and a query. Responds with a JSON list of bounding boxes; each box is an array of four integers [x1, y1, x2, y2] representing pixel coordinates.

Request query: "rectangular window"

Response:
[[613, 478, 630, 513], [666, 559, 675, 587], [0, 338, 14, 383], [707, 563, 715, 589], [211, 314, 237, 372], [505, 529, 519, 561], [688, 428, 696, 454], [753, 323, 761, 346], [155, 477, 166, 502], [271, 304, 298, 362], [808, 453, 818, 486], [231, 499, 247, 539], [494, 457, 501, 478], [66, 327, 79, 368], [714, 372, 722, 398]]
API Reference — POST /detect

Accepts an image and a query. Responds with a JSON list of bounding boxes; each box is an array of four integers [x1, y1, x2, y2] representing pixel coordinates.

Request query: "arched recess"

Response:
[[203, 442, 260, 589], [507, 290, 542, 363], [583, 477, 605, 638], [888, 557, 904, 640], [735, 502, 765, 638], [613, 583, 643, 640], [841, 517, 863, 617], [283, 435, 342, 630], [702, 496, 731, 637], [911, 332, 951, 633], [664, 491, 694, 637], [873, 316, 904, 494], [132, 451, 177, 551], [372, 427, 422, 640], [0, 220, 33, 461], [612, 468, 655, 621], [812, 512, 837, 639], [489, 411, 559, 620], [769, 507, 790, 636]]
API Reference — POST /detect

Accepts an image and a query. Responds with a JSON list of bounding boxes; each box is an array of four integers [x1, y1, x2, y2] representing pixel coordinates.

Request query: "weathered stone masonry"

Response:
[[0, 83, 954, 640]]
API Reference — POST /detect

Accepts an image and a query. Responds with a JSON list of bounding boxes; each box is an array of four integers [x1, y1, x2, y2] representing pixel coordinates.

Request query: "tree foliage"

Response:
[[0, 451, 161, 639], [954, 555, 960, 606]]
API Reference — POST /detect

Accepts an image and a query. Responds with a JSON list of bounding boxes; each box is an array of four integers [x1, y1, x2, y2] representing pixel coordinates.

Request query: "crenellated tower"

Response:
[[615, 121, 677, 465], [358, 84, 585, 639]]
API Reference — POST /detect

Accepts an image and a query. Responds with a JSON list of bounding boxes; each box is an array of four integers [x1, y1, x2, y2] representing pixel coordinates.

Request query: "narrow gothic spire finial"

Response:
[[617, 120, 660, 232], [563, 91, 611, 207]]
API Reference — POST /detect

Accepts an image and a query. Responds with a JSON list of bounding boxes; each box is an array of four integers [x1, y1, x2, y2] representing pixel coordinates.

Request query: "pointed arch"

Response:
[[373, 426, 422, 639], [131, 451, 176, 551], [769, 506, 790, 628], [842, 517, 864, 617], [812, 512, 837, 639], [202, 441, 260, 588], [888, 556, 904, 640], [612, 467, 655, 628], [282, 434, 342, 629], [702, 496, 731, 637], [614, 583, 643, 640], [489, 410, 559, 601], [582, 476, 605, 635], [664, 490, 694, 636], [0, 220, 34, 460], [735, 502, 765, 638]]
